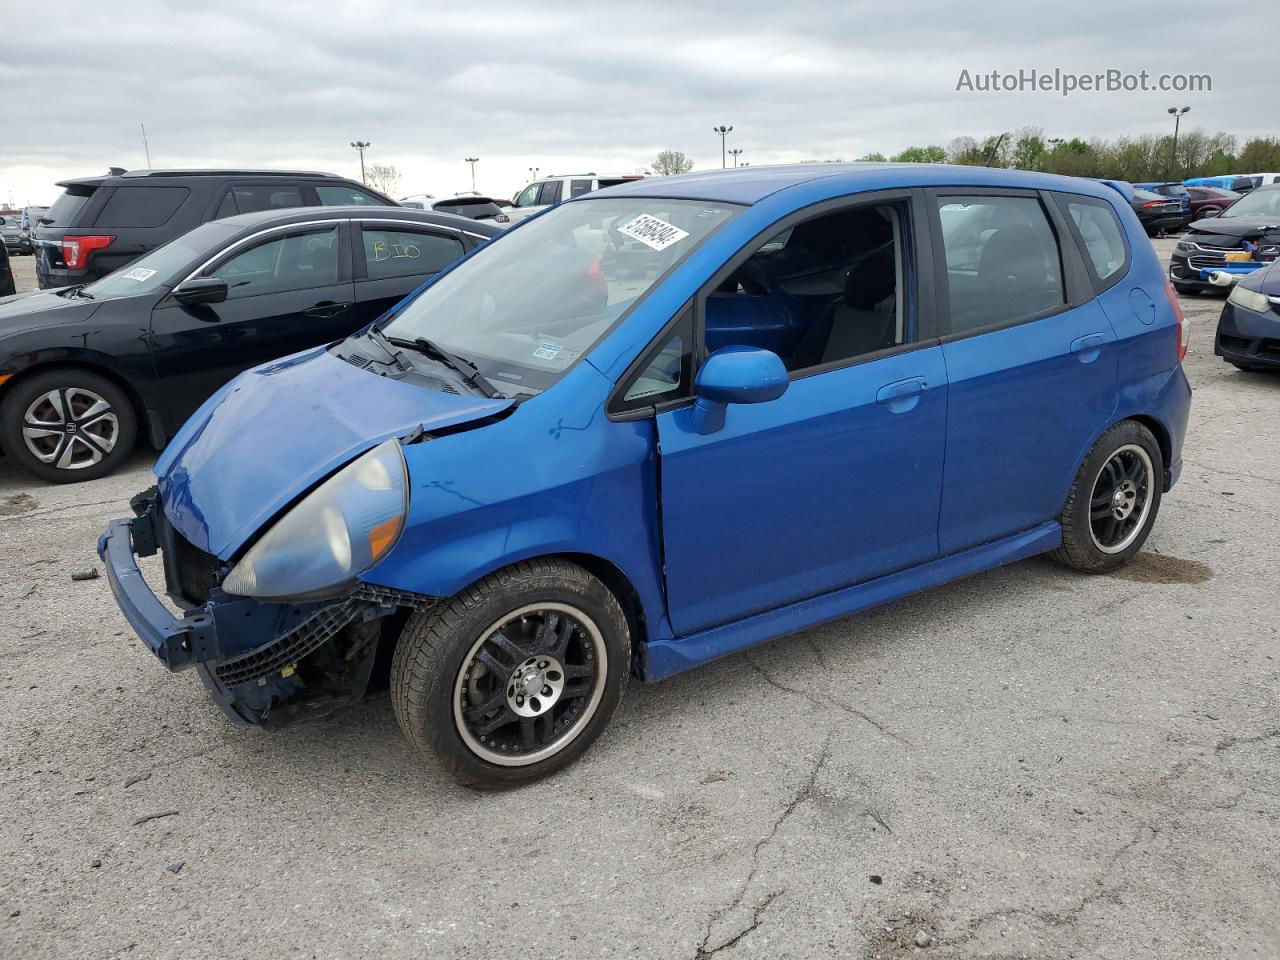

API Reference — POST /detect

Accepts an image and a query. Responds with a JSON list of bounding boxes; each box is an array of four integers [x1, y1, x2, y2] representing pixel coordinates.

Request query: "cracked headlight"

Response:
[[222, 438, 408, 600], [1228, 285, 1270, 314]]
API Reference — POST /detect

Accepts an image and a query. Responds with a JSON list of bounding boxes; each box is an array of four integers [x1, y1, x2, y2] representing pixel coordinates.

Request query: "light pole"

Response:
[[728, 148, 744, 168], [528, 166, 540, 180], [1167, 106, 1190, 179], [713, 125, 733, 168], [464, 157, 480, 193], [350, 141, 370, 183]]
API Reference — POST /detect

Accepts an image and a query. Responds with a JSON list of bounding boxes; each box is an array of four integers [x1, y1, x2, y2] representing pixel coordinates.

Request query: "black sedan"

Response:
[[1216, 259, 1280, 371], [0, 206, 499, 483], [1130, 188, 1190, 237]]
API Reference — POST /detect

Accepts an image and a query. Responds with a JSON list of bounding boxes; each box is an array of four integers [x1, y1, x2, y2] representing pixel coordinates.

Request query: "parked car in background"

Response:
[[1184, 174, 1276, 194], [98, 164, 1189, 788], [1130, 188, 1190, 236], [32, 168, 397, 290], [1132, 182, 1192, 217], [507, 173, 646, 223], [21, 205, 49, 236], [430, 196, 510, 225], [0, 238, 14, 297], [1215, 259, 1280, 371], [0, 206, 498, 482], [1170, 184, 1280, 294], [1, 215, 29, 255], [1185, 186, 1241, 218]]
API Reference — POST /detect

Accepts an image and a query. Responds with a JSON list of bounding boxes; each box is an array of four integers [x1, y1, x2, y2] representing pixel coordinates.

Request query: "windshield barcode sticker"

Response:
[[123, 267, 157, 282], [617, 214, 689, 251]]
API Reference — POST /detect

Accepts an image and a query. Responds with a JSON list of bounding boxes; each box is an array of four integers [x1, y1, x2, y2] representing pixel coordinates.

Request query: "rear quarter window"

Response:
[[94, 186, 191, 228], [1055, 194, 1129, 289]]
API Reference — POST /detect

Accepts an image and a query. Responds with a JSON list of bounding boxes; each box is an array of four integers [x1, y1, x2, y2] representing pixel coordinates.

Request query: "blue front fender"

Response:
[[360, 362, 671, 647]]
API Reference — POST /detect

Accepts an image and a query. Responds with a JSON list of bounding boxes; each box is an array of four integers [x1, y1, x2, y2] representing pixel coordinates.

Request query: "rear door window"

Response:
[[230, 184, 305, 214], [569, 179, 594, 198], [936, 194, 1066, 335], [94, 186, 190, 227], [359, 226, 463, 280], [315, 185, 386, 206]]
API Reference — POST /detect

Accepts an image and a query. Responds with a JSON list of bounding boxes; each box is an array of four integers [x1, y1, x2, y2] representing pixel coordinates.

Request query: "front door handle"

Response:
[[303, 301, 351, 319], [1070, 333, 1108, 364], [876, 377, 927, 414]]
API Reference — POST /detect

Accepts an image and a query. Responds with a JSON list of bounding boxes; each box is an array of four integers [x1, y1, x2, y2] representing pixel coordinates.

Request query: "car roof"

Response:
[[56, 169, 351, 188], [592, 162, 1126, 206], [211, 204, 501, 235]]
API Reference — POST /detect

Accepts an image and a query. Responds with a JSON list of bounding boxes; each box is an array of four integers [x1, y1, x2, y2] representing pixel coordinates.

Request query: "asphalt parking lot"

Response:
[[2, 238, 1277, 960]]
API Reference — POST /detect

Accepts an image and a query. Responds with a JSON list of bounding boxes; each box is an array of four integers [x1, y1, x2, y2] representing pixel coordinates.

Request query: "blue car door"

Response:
[[928, 189, 1119, 555], [650, 193, 949, 637]]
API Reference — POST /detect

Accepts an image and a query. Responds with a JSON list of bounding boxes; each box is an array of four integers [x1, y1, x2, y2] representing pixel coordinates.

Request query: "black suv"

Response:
[[32, 168, 396, 289]]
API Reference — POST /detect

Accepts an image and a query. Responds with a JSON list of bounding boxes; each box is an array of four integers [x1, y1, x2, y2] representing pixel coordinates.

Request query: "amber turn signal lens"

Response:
[[367, 516, 401, 560]]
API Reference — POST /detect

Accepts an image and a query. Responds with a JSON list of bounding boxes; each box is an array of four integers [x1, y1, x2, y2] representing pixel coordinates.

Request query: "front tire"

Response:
[[0, 368, 137, 483], [1052, 420, 1164, 573], [391, 559, 631, 789]]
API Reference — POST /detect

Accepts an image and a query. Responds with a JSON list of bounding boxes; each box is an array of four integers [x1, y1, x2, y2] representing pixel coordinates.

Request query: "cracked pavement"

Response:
[[2, 238, 1278, 959]]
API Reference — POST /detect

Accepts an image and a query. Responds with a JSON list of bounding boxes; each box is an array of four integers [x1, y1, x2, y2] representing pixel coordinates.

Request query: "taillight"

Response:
[[1164, 277, 1188, 362], [61, 235, 114, 270], [1142, 201, 1162, 209]]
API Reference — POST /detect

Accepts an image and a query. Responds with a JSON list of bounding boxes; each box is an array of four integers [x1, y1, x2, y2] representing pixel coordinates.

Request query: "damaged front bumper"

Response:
[[99, 488, 435, 728]]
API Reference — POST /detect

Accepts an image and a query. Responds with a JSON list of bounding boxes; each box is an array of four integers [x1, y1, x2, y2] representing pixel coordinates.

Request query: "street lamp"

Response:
[[529, 166, 540, 180], [728, 148, 744, 168], [350, 141, 370, 184], [1167, 106, 1191, 179], [713, 125, 733, 169], [464, 157, 480, 193]]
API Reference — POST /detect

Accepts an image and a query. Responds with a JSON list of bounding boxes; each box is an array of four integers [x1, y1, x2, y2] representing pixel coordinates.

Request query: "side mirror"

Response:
[[688, 346, 788, 434], [173, 277, 228, 305]]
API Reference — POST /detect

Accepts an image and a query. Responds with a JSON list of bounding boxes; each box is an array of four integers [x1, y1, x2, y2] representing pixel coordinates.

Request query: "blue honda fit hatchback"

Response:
[[101, 164, 1191, 787]]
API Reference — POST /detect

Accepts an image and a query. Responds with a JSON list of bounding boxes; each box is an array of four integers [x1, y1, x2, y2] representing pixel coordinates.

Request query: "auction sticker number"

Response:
[[123, 267, 157, 282], [617, 214, 689, 251]]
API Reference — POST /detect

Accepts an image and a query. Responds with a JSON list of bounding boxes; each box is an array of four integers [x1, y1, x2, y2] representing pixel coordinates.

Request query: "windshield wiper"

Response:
[[67, 286, 95, 300], [385, 335, 503, 399]]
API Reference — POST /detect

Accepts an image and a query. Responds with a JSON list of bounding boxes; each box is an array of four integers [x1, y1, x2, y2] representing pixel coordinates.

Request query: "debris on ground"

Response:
[[70, 568, 100, 582], [132, 810, 179, 826]]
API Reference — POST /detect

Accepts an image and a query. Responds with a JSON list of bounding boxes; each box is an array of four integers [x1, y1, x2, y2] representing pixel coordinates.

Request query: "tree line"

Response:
[[856, 128, 1280, 183]]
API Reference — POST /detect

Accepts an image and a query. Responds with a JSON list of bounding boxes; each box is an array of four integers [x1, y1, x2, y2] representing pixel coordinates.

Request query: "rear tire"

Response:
[[0, 368, 137, 483], [391, 559, 630, 789], [1052, 420, 1164, 573]]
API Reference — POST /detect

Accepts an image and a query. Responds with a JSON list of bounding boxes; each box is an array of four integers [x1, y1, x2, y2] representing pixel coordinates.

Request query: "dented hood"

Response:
[[156, 347, 513, 558]]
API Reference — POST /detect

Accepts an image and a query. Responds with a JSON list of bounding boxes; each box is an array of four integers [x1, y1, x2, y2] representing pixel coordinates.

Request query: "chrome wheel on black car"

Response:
[[391, 559, 630, 789], [0, 368, 137, 483], [1052, 420, 1164, 573]]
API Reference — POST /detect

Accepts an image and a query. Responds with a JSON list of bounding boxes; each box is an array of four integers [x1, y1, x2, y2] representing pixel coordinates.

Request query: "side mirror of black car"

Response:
[[173, 277, 229, 305]]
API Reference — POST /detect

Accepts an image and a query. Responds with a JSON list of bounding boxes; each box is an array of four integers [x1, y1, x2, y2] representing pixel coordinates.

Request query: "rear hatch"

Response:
[[32, 181, 101, 274]]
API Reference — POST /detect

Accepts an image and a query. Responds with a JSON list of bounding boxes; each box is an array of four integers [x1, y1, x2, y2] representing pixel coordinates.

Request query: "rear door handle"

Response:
[[303, 301, 351, 319], [1070, 333, 1108, 363], [876, 377, 927, 413]]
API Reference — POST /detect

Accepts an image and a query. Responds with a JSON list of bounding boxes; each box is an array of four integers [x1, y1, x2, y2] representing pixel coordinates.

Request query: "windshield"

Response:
[[1219, 188, 1280, 219], [381, 197, 738, 395], [82, 221, 240, 298]]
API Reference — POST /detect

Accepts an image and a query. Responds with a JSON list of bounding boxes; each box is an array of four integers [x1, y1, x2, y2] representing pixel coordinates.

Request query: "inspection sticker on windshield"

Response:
[[617, 214, 689, 251], [122, 267, 157, 282], [532, 342, 562, 361]]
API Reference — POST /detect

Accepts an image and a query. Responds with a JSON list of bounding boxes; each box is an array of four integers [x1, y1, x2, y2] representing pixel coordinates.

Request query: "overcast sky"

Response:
[[3, 0, 1278, 208]]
